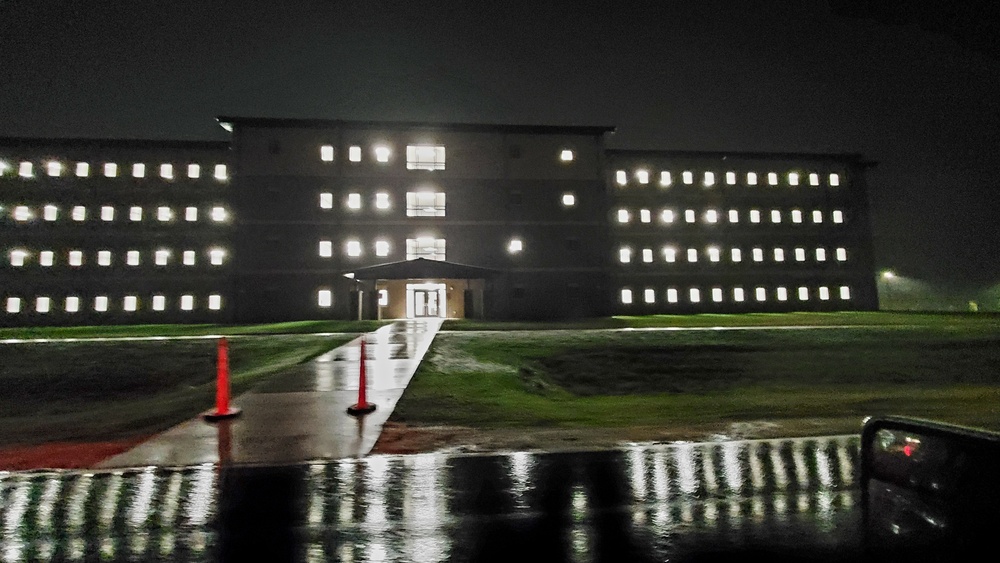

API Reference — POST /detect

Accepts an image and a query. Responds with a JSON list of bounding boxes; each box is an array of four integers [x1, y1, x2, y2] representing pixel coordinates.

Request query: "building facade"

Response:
[[0, 117, 877, 326]]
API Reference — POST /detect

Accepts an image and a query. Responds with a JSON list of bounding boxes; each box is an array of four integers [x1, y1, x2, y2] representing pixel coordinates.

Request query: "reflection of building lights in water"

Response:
[[674, 443, 698, 495], [37, 477, 61, 532], [770, 447, 788, 489], [652, 451, 669, 502], [364, 456, 390, 526], [748, 442, 766, 491], [628, 447, 647, 501], [129, 467, 157, 528], [100, 473, 124, 528], [815, 440, 834, 488], [66, 474, 92, 533], [838, 444, 854, 484], [337, 461, 355, 527], [308, 463, 326, 526], [2, 478, 30, 563], [702, 445, 719, 494], [722, 442, 743, 493], [185, 463, 215, 527], [507, 451, 532, 507], [161, 472, 183, 527], [792, 443, 809, 487]]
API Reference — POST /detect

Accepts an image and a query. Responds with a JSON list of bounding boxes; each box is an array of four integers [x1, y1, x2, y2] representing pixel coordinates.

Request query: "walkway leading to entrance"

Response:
[[98, 318, 443, 468]]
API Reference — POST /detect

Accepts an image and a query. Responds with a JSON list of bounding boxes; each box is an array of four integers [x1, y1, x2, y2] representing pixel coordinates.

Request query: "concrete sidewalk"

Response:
[[98, 318, 442, 468]]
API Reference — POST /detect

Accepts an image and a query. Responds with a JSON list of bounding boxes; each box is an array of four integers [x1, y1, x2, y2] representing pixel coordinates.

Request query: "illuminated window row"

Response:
[[618, 245, 848, 264], [0, 161, 228, 181], [619, 285, 852, 305], [4, 294, 224, 314], [5, 204, 229, 223], [615, 169, 840, 188], [317, 144, 446, 170], [615, 207, 845, 225], [319, 237, 446, 261], [8, 247, 227, 267]]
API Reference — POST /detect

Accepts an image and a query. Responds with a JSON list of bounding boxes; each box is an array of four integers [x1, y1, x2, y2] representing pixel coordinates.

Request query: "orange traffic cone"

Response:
[[204, 337, 242, 421], [347, 338, 376, 416]]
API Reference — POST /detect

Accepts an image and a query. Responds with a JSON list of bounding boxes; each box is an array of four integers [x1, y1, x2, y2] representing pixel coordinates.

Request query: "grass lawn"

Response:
[[393, 313, 1000, 435]]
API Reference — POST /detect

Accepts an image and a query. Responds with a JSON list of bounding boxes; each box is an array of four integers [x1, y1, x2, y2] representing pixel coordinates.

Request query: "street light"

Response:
[[882, 270, 896, 280]]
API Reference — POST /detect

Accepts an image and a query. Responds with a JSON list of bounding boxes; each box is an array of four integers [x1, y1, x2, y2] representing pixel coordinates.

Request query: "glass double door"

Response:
[[412, 289, 440, 318]]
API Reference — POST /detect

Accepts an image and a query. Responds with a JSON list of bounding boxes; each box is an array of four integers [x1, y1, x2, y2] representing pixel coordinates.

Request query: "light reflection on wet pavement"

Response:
[[0, 435, 862, 562]]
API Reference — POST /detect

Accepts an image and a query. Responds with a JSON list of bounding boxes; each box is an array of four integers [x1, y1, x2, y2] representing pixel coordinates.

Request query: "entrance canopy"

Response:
[[345, 258, 500, 280]]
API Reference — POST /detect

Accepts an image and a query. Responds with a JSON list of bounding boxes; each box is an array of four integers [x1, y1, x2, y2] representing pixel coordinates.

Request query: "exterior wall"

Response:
[[0, 139, 234, 327]]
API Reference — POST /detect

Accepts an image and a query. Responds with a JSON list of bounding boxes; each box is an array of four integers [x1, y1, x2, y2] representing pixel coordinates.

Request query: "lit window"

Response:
[[72, 206, 86, 221], [752, 248, 763, 262], [187, 164, 200, 178], [684, 209, 696, 223], [731, 248, 742, 262], [65, 296, 79, 312], [707, 246, 720, 262], [0, 161, 7, 176], [791, 209, 803, 223], [615, 170, 627, 185], [375, 192, 390, 210], [132, 163, 145, 178], [812, 210, 823, 223], [155, 249, 170, 265], [640, 209, 651, 223], [349, 146, 362, 162], [663, 247, 677, 263], [619, 247, 631, 263], [406, 145, 445, 170], [101, 206, 114, 221], [97, 250, 112, 266], [6, 297, 21, 313], [562, 193, 576, 206], [770, 209, 781, 223], [747, 172, 758, 185], [10, 249, 27, 267], [636, 170, 649, 184], [829, 173, 840, 186], [127, 250, 140, 266], [705, 209, 718, 223], [816, 248, 827, 262], [621, 288, 633, 304], [689, 288, 701, 303], [508, 238, 523, 254], [667, 288, 678, 303], [728, 209, 739, 223], [617, 209, 630, 223], [374, 145, 391, 163], [347, 193, 362, 210], [755, 287, 767, 302], [45, 161, 60, 177], [318, 289, 333, 307], [94, 296, 109, 312], [749, 209, 761, 223], [767, 172, 778, 185], [319, 240, 333, 257], [798, 287, 809, 301], [211, 207, 227, 222], [210, 248, 226, 265], [642, 248, 653, 263], [183, 250, 196, 265], [75, 162, 89, 177], [14, 206, 32, 221], [794, 247, 806, 262], [711, 287, 723, 302], [160, 164, 173, 179], [39, 251, 53, 267], [104, 163, 118, 177], [661, 209, 674, 223], [832, 210, 844, 223], [774, 248, 785, 262], [809, 173, 819, 186], [733, 287, 745, 302], [560, 149, 574, 162], [43, 205, 57, 221], [659, 171, 672, 186], [375, 240, 390, 257], [644, 288, 655, 304], [320, 145, 334, 162], [68, 250, 83, 267], [682, 171, 693, 184], [725, 171, 736, 185], [788, 172, 799, 186], [346, 240, 362, 257], [378, 289, 389, 307], [776, 287, 788, 301], [209, 295, 222, 310], [157, 207, 173, 221], [123, 296, 138, 312], [704, 171, 716, 187], [839, 286, 851, 300], [406, 192, 446, 217], [819, 286, 830, 301], [836, 247, 848, 261], [214, 164, 228, 181], [130, 206, 143, 221], [180, 295, 194, 311], [185, 207, 198, 222], [152, 295, 166, 311], [687, 248, 698, 263], [320, 193, 333, 209], [14, 162, 30, 178], [405, 237, 446, 261]]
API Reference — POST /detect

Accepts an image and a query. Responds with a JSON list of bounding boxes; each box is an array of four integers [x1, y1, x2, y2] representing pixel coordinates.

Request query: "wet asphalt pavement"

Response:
[[1, 434, 862, 562]]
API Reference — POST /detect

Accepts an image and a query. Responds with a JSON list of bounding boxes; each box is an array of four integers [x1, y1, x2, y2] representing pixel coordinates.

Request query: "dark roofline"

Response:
[[216, 116, 615, 136], [0, 137, 230, 151], [605, 148, 876, 167]]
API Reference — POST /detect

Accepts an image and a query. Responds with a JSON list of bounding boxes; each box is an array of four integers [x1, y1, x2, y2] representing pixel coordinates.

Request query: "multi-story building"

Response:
[[0, 117, 877, 326]]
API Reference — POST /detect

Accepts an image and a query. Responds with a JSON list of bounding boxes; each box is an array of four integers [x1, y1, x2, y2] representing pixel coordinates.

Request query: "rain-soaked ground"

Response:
[[0, 434, 863, 562]]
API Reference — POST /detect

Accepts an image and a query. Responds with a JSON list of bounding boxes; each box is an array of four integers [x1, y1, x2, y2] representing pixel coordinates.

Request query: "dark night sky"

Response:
[[2, 0, 999, 290]]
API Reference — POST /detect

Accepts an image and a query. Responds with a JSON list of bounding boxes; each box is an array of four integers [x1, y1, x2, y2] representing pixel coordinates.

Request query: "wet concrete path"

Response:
[[97, 318, 443, 468]]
